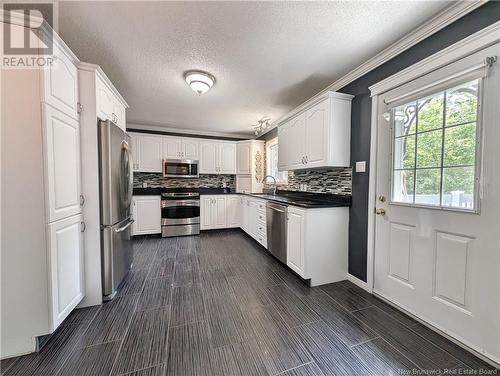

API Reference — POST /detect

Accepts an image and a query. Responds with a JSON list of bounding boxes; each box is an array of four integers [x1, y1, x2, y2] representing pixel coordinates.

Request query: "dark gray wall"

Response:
[[339, 2, 500, 282]]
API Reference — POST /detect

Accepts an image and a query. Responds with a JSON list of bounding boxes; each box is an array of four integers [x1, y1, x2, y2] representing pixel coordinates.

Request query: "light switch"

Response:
[[356, 161, 366, 173]]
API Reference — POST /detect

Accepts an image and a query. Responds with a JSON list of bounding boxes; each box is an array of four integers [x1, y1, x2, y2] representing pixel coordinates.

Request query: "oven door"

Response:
[[161, 200, 200, 225], [163, 159, 199, 178]]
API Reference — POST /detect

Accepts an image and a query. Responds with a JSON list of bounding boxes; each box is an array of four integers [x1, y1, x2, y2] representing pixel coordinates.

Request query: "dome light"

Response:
[[184, 70, 215, 95]]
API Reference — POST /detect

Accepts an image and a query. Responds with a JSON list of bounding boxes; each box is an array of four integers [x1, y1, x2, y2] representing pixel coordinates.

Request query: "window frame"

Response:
[[266, 137, 288, 184], [389, 78, 484, 214]]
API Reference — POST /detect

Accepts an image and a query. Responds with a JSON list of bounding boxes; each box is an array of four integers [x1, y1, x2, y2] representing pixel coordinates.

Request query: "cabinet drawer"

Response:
[[256, 221, 266, 236], [257, 202, 266, 211], [257, 211, 266, 222], [256, 234, 267, 248]]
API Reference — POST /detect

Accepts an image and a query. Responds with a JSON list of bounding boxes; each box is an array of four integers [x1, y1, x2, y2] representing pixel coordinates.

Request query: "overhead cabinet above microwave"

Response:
[[278, 91, 353, 171]]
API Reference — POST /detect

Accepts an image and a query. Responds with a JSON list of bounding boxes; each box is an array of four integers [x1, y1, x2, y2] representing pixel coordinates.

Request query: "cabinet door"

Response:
[[112, 97, 126, 131], [212, 197, 227, 229], [138, 135, 162, 172], [199, 141, 218, 174], [287, 207, 305, 276], [182, 139, 199, 160], [237, 142, 251, 174], [200, 197, 214, 230], [48, 214, 85, 330], [278, 124, 290, 170], [226, 196, 240, 228], [43, 104, 82, 222], [42, 43, 79, 120], [130, 133, 140, 171], [248, 200, 259, 239], [241, 198, 250, 233], [133, 196, 161, 234], [288, 113, 307, 170], [96, 77, 114, 121], [163, 136, 182, 159], [219, 142, 236, 174], [305, 98, 329, 168]]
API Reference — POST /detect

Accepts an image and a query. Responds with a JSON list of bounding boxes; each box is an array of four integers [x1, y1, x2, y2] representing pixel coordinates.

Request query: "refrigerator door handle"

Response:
[[114, 219, 134, 233]]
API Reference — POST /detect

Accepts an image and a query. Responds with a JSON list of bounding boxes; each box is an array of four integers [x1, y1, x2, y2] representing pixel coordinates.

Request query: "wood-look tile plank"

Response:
[[273, 265, 323, 299], [280, 363, 325, 376], [166, 321, 213, 376], [210, 340, 268, 376], [147, 259, 175, 279], [112, 307, 170, 375], [266, 284, 319, 328], [118, 364, 165, 376], [200, 269, 232, 297], [172, 265, 200, 287], [1, 358, 18, 375], [351, 337, 418, 374], [117, 270, 148, 296], [170, 284, 206, 327], [62, 306, 100, 326], [57, 340, 121, 376], [5, 324, 87, 376], [353, 307, 459, 370], [228, 277, 272, 311], [248, 306, 311, 375], [136, 277, 172, 312], [410, 323, 496, 371], [319, 282, 373, 312], [79, 295, 138, 347], [302, 292, 378, 347], [293, 320, 372, 376]]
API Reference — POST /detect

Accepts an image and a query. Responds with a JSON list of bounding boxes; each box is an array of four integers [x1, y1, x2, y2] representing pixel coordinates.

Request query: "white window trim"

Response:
[[266, 137, 288, 184]]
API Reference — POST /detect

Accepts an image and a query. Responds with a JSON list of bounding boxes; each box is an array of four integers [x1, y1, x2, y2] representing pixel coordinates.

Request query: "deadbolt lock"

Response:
[[378, 195, 386, 202]]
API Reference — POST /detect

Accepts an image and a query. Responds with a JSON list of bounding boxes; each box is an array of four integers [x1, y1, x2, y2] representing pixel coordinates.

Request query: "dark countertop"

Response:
[[133, 187, 351, 208]]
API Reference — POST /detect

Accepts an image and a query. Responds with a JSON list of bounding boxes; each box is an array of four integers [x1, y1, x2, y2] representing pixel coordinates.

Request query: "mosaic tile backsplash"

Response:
[[133, 173, 235, 189], [265, 168, 352, 195]]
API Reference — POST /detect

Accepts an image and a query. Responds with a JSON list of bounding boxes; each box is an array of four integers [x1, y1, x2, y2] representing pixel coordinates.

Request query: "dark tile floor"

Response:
[[2, 229, 497, 376]]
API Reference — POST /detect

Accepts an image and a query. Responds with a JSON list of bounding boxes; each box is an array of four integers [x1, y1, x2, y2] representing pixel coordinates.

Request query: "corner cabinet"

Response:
[[236, 140, 265, 193], [132, 196, 161, 235], [278, 92, 353, 170]]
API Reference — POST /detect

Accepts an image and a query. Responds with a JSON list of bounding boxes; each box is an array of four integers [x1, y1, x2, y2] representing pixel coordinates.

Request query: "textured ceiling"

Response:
[[58, 1, 450, 136]]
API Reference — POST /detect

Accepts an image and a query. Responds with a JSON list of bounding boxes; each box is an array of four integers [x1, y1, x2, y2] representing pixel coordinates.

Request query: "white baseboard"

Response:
[[346, 273, 372, 293]]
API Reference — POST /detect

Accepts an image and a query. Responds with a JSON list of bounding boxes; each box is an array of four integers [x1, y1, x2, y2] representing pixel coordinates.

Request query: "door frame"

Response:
[[363, 21, 500, 294]]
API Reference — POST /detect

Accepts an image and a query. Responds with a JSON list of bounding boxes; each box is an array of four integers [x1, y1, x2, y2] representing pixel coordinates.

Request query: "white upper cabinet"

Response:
[[42, 43, 79, 120], [130, 133, 140, 171], [95, 74, 127, 131], [278, 92, 353, 170], [163, 137, 199, 160], [163, 136, 182, 159], [138, 135, 162, 172], [42, 104, 82, 222], [237, 142, 251, 174], [200, 141, 236, 174]]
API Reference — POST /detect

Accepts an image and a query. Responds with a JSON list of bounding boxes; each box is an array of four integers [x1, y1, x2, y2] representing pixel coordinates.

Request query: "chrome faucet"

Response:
[[262, 175, 278, 195]]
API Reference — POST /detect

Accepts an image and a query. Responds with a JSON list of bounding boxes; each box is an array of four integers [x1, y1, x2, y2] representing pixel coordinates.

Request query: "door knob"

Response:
[[375, 208, 386, 216]]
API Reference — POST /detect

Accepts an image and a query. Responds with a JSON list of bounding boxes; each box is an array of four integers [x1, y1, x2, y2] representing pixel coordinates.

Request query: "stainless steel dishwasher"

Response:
[[266, 202, 288, 264]]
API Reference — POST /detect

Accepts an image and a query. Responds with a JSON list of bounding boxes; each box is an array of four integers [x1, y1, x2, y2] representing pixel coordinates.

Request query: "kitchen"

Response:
[[2, 2, 500, 375]]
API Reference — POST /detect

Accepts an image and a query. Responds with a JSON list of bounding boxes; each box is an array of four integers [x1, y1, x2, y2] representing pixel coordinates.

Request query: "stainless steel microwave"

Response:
[[162, 159, 199, 178]]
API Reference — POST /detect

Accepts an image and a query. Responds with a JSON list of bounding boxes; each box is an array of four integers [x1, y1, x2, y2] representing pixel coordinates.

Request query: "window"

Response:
[[266, 137, 288, 184], [391, 79, 480, 211]]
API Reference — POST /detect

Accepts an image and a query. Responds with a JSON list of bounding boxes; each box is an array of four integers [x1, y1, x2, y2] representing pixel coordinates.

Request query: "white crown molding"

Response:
[[78, 62, 129, 108], [258, 0, 485, 136], [127, 122, 252, 140], [369, 20, 500, 96]]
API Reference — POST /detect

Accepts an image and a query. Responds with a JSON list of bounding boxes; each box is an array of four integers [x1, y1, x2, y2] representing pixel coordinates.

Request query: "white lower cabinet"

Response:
[[226, 196, 241, 228], [132, 196, 161, 235], [201, 195, 228, 230], [286, 207, 306, 276], [47, 214, 85, 331]]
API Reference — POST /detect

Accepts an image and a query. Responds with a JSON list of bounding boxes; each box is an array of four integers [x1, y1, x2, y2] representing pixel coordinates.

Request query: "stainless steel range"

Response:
[[161, 191, 200, 237]]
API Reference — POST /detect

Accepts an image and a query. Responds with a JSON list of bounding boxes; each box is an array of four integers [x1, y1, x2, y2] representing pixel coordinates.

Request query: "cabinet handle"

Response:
[[81, 221, 86, 232], [305, 156, 308, 164], [80, 194, 85, 206], [77, 102, 83, 114]]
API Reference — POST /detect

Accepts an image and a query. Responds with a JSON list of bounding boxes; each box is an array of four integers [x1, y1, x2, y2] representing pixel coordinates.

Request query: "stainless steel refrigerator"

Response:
[[98, 120, 134, 300]]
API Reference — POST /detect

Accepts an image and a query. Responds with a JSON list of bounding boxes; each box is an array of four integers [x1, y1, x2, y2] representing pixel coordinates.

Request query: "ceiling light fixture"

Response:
[[184, 70, 215, 95]]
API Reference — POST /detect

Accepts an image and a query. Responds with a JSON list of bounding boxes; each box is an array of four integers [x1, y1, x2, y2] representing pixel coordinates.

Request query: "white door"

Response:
[[288, 113, 307, 170], [138, 136, 162, 172], [373, 45, 500, 362], [42, 43, 79, 120], [287, 206, 305, 276], [200, 141, 218, 174], [47, 214, 85, 330], [133, 196, 161, 234], [212, 197, 227, 229], [163, 136, 182, 159], [226, 196, 240, 228], [305, 98, 329, 168], [237, 142, 251, 174], [201, 197, 214, 230], [42, 104, 82, 222], [219, 143, 236, 174], [182, 139, 199, 160]]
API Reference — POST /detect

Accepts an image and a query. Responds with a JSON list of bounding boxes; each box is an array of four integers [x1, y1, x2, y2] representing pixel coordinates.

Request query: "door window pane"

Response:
[[391, 79, 480, 211]]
